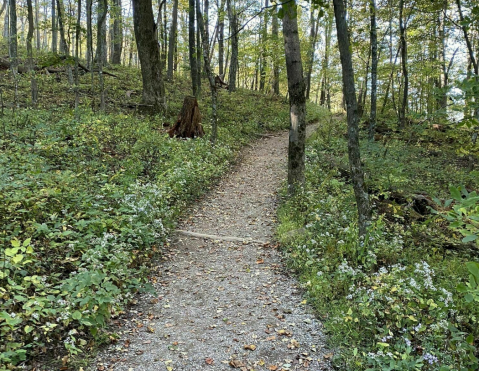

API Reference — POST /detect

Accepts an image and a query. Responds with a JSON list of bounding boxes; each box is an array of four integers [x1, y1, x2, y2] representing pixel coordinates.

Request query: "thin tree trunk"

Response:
[[196, 0, 218, 144], [333, 0, 370, 237], [9, 0, 18, 108], [398, 0, 408, 129], [86, 0, 92, 68], [132, 0, 166, 110], [95, 0, 108, 66], [259, 0, 269, 92], [74, 0, 81, 113], [218, 0, 226, 76], [305, 7, 320, 99], [282, 2, 306, 194], [35, 0, 40, 50], [369, 0, 377, 140], [226, 0, 238, 92], [167, 0, 179, 80], [189, 0, 198, 96], [111, 0, 123, 64], [26, 0, 38, 107], [51, 0, 57, 53], [271, 3, 279, 95]]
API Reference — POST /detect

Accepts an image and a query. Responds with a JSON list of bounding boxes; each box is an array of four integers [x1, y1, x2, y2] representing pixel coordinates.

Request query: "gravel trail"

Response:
[[93, 128, 332, 371]]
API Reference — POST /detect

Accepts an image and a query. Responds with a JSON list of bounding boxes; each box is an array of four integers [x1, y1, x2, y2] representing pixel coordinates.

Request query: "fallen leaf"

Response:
[[205, 358, 214, 365], [136, 350, 144, 355], [147, 326, 155, 333], [256, 258, 264, 264], [266, 336, 276, 341], [324, 353, 333, 359], [276, 329, 292, 336], [244, 344, 257, 351], [229, 359, 246, 368], [287, 339, 300, 349], [268, 366, 278, 371]]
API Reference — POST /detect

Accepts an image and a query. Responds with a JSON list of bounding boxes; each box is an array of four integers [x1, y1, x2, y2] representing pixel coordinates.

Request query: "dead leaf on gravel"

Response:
[[324, 353, 334, 359], [243, 344, 257, 351], [276, 329, 292, 336], [256, 258, 264, 264], [265, 336, 276, 341], [205, 357, 214, 365], [147, 326, 155, 333], [268, 366, 278, 371], [135, 350, 144, 355], [229, 359, 246, 368]]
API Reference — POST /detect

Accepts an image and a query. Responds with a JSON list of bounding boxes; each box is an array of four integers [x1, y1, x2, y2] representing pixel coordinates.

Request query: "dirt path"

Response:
[[93, 128, 331, 371]]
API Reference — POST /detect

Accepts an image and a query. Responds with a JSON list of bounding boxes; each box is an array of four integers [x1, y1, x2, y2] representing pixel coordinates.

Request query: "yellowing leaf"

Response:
[[244, 344, 256, 351]]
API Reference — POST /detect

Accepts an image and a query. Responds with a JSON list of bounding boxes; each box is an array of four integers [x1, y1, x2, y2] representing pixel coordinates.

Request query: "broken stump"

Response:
[[168, 96, 205, 138]]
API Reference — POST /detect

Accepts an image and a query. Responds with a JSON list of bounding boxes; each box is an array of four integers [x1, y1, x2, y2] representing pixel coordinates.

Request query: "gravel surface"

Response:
[[92, 128, 332, 371]]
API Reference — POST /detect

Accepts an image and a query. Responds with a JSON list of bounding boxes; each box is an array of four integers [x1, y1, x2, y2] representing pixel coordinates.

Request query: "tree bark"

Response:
[[168, 96, 205, 138], [369, 0, 378, 141], [74, 0, 81, 112], [167, 0, 179, 80], [271, 3, 280, 95], [26, 0, 38, 106], [111, 0, 123, 65], [189, 0, 199, 96], [132, 0, 166, 111], [86, 0, 93, 68], [305, 7, 320, 100], [196, 0, 219, 144], [35, 0, 40, 50], [259, 0, 269, 92], [226, 0, 238, 92], [218, 0, 226, 77], [398, 0, 408, 129], [51, 0, 57, 53], [282, 2, 306, 194], [333, 0, 370, 237], [95, 0, 108, 66]]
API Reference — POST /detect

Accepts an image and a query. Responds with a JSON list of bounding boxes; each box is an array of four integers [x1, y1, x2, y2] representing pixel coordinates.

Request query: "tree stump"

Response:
[[168, 96, 205, 138]]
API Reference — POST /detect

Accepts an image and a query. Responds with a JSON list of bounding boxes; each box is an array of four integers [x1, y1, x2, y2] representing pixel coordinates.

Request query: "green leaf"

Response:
[[11, 239, 21, 248], [466, 262, 479, 281], [23, 238, 31, 247], [462, 234, 477, 243], [12, 254, 24, 264], [71, 311, 82, 320], [450, 186, 462, 201], [465, 293, 474, 303], [24, 325, 33, 334], [5, 247, 19, 257]]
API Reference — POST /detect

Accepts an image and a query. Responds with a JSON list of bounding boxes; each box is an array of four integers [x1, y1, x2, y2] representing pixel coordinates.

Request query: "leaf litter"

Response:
[[92, 127, 332, 370]]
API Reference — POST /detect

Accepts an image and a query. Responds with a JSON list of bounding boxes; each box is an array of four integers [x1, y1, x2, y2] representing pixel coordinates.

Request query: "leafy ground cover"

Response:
[[0, 60, 325, 369], [277, 116, 479, 370]]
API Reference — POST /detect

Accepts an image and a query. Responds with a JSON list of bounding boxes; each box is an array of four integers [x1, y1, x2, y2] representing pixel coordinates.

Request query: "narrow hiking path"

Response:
[[93, 127, 332, 371]]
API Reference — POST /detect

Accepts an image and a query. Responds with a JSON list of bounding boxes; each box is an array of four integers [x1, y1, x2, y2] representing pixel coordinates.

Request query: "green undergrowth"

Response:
[[0, 59, 325, 369], [277, 116, 479, 370]]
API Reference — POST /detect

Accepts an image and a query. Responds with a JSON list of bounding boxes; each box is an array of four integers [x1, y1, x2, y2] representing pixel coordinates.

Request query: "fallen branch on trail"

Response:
[[176, 230, 268, 244]]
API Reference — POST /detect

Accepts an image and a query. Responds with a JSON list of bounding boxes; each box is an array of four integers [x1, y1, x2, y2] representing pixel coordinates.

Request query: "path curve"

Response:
[[93, 128, 331, 371]]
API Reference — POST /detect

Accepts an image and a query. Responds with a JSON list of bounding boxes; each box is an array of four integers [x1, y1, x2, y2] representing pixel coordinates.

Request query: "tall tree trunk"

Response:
[[9, 0, 18, 107], [132, 0, 166, 110], [305, 7, 320, 99], [86, 0, 92, 68], [111, 0, 122, 64], [271, 3, 280, 95], [51, 0, 57, 53], [95, 0, 108, 66], [398, 0, 408, 129], [226, 0, 238, 92], [369, 0, 378, 140], [167, 0, 179, 80], [74, 0, 81, 112], [26, 0, 38, 106], [282, 2, 306, 194], [218, 0, 226, 76], [196, 6, 202, 94], [456, 0, 479, 119], [3, 2, 8, 40], [333, 0, 370, 237], [259, 0, 269, 92], [196, 0, 218, 144], [35, 0, 40, 50], [320, 10, 332, 107], [189, 0, 199, 96]]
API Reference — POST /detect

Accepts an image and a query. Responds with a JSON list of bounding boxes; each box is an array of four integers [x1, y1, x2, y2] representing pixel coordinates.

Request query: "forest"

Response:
[[0, 0, 478, 370]]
